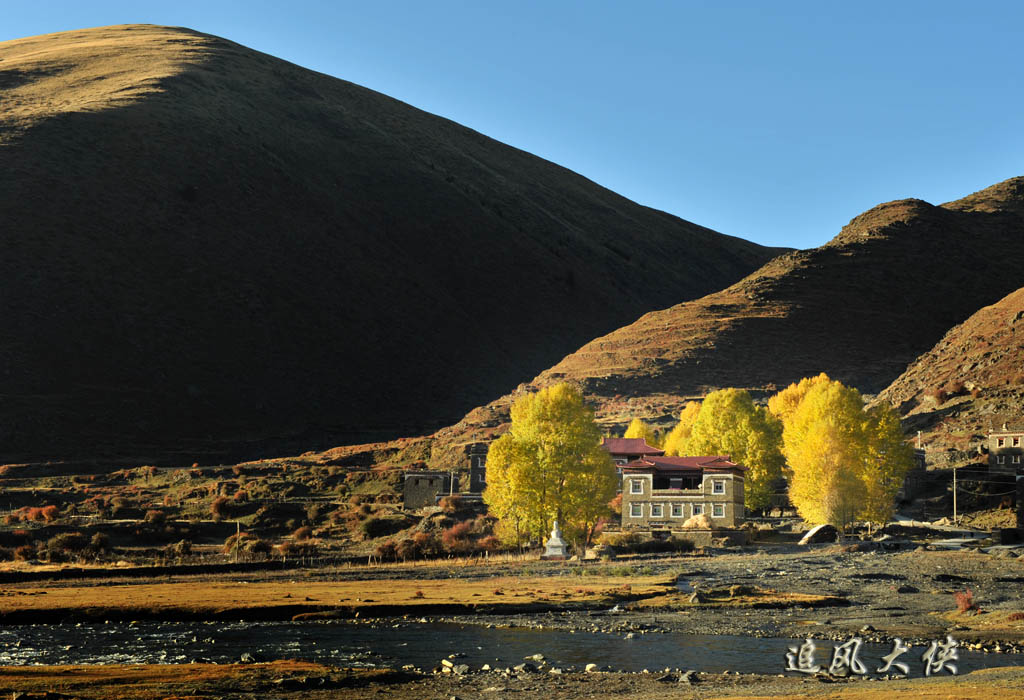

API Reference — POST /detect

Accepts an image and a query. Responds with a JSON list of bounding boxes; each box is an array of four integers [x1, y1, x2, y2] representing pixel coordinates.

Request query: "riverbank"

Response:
[[3, 545, 1021, 646], [0, 661, 1022, 700]]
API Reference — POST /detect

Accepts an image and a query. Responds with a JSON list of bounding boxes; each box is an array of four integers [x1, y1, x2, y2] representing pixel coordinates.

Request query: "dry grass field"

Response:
[[0, 573, 674, 622]]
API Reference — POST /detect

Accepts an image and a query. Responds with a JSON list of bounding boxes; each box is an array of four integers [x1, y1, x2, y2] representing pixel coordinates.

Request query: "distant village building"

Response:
[[401, 442, 489, 509], [619, 456, 746, 529], [897, 448, 928, 503], [989, 424, 1024, 476], [467, 443, 489, 493], [402, 471, 456, 509]]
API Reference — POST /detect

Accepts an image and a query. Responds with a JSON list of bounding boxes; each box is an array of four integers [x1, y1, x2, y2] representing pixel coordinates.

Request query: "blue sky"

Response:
[[5, 1, 1022, 249]]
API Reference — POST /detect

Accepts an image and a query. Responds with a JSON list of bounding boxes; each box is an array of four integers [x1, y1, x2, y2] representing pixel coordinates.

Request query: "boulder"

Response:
[[799, 524, 838, 545]]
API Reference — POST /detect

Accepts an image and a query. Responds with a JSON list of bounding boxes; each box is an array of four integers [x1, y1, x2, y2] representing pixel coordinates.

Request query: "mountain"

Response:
[[423, 177, 1024, 468], [873, 286, 1024, 465], [0, 25, 783, 464]]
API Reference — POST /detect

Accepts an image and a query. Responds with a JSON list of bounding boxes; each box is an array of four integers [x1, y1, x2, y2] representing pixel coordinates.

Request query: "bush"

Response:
[[210, 496, 229, 522], [599, 531, 640, 549], [224, 532, 271, 557], [45, 532, 89, 560], [954, 587, 978, 614], [164, 539, 192, 559], [412, 531, 438, 558], [374, 539, 398, 561], [41, 505, 60, 522], [439, 494, 463, 514], [14, 544, 36, 561], [277, 541, 318, 558], [396, 538, 421, 561], [441, 520, 474, 553], [89, 532, 110, 554], [478, 535, 501, 551], [608, 493, 622, 515], [144, 509, 167, 524], [926, 387, 948, 404], [361, 516, 405, 539], [293, 526, 313, 541]]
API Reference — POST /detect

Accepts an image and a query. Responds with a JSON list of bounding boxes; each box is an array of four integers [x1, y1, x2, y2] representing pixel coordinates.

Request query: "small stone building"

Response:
[[620, 456, 746, 529], [989, 425, 1024, 476], [402, 471, 456, 509]]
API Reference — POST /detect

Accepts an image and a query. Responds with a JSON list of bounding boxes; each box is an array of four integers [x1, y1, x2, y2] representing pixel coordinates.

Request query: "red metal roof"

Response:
[[621, 455, 746, 472], [601, 437, 664, 456]]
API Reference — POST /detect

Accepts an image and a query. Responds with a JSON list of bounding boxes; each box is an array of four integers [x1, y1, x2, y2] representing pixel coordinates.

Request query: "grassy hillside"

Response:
[[874, 285, 1024, 466], [0, 25, 782, 465], [421, 177, 1024, 467]]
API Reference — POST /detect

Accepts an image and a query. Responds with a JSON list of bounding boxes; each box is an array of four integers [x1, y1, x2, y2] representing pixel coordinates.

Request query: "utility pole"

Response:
[[952, 465, 958, 526]]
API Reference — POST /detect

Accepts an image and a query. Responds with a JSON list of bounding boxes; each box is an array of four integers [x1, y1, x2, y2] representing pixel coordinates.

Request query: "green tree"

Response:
[[683, 389, 785, 512], [483, 383, 617, 548], [661, 401, 702, 456], [623, 417, 659, 446], [775, 376, 912, 532]]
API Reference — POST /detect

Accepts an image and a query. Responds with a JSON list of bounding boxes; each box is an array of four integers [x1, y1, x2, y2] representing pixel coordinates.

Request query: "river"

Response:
[[0, 619, 1018, 677]]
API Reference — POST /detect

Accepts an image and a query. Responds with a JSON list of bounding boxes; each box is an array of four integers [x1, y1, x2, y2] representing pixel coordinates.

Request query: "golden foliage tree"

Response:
[[683, 389, 784, 512], [776, 376, 912, 531], [766, 372, 831, 424], [661, 401, 702, 456], [623, 417, 659, 447], [483, 383, 617, 547]]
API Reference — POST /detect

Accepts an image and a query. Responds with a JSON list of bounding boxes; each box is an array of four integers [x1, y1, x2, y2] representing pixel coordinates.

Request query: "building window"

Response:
[[650, 504, 663, 518], [997, 455, 1006, 464], [630, 503, 643, 518], [712, 504, 725, 518], [712, 480, 725, 494], [998, 438, 1005, 447], [630, 479, 643, 494], [692, 504, 703, 516], [1014, 437, 1021, 447], [1013, 455, 1021, 464], [671, 503, 683, 517]]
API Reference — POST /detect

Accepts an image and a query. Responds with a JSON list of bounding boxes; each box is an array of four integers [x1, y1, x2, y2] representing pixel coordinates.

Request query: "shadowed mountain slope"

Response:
[[873, 286, 1024, 466], [423, 177, 1024, 468], [0, 25, 782, 463]]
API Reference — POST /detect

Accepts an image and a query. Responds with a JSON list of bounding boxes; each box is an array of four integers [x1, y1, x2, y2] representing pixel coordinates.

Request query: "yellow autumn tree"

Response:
[[683, 389, 785, 512], [661, 401, 702, 456], [766, 372, 831, 425], [623, 417, 660, 447], [776, 377, 912, 531], [483, 383, 617, 548]]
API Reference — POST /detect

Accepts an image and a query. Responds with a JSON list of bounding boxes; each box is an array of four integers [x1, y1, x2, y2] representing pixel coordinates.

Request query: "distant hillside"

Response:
[[873, 286, 1024, 466], [0, 25, 783, 464], [424, 177, 1024, 469]]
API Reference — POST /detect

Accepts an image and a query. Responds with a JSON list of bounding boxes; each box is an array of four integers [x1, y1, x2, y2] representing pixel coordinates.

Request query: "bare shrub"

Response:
[[210, 496, 229, 522], [439, 494, 463, 514], [954, 587, 978, 614], [14, 544, 36, 561], [441, 520, 474, 553], [144, 509, 167, 524], [293, 526, 313, 542], [374, 539, 398, 561], [478, 535, 500, 551]]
